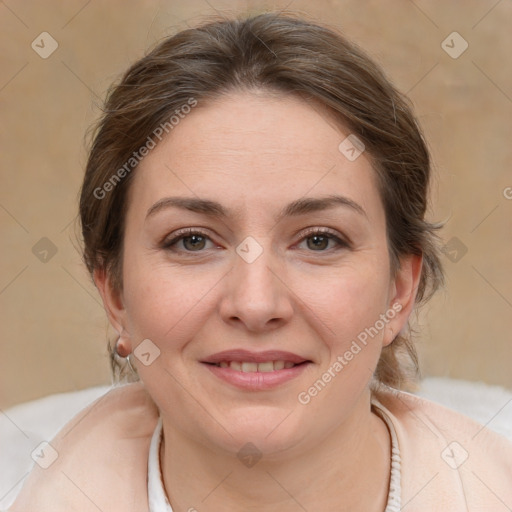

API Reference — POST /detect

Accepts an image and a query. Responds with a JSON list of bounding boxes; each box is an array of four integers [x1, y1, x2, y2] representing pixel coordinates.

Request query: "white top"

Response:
[[148, 399, 402, 511]]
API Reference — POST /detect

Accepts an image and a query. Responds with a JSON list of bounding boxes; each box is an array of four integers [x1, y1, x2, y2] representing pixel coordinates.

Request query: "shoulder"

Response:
[[9, 382, 159, 512], [373, 386, 512, 510], [375, 385, 512, 456]]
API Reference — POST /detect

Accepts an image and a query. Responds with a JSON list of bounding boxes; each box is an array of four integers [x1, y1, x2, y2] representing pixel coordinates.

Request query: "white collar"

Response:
[[147, 417, 173, 511]]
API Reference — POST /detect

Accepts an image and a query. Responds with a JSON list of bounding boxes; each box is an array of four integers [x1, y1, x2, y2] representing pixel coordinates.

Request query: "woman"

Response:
[[9, 11, 512, 512]]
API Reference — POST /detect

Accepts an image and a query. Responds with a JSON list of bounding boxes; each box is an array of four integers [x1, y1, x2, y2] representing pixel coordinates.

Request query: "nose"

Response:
[[218, 240, 294, 333]]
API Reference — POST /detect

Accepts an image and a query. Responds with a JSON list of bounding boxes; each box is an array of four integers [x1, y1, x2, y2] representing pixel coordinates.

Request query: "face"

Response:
[[98, 91, 418, 458]]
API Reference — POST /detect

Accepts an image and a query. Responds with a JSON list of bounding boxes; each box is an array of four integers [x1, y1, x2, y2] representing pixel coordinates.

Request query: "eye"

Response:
[[162, 229, 215, 252], [296, 228, 349, 252], [161, 227, 350, 255]]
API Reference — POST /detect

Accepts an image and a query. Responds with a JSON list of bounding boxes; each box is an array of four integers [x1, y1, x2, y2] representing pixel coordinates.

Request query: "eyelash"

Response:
[[161, 227, 350, 255]]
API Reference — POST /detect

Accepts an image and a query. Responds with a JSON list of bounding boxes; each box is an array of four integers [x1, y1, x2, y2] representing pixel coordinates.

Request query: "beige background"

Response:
[[1, 0, 511, 408]]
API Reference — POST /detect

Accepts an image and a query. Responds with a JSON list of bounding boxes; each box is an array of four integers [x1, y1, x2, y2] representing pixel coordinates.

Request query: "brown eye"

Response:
[[162, 229, 214, 253], [297, 228, 349, 252], [306, 234, 330, 251], [182, 234, 207, 251]]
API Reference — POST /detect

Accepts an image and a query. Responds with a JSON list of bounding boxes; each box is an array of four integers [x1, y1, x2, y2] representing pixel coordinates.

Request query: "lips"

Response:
[[216, 360, 297, 372], [201, 349, 310, 368], [201, 349, 312, 389]]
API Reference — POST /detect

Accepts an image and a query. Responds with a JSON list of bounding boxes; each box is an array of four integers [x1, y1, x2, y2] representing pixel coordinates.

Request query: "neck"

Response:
[[159, 391, 391, 512]]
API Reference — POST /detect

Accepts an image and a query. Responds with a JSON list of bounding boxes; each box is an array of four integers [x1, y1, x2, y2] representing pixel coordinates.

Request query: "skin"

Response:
[[10, 90, 421, 512]]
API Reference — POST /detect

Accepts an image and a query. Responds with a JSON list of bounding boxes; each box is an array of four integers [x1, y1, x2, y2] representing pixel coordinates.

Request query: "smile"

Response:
[[211, 360, 299, 372], [202, 360, 311, 390]]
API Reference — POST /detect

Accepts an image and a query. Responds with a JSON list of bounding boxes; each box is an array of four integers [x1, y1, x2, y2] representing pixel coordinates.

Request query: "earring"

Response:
[[114, 335, 130, 357], [115, 335, 136, 373]]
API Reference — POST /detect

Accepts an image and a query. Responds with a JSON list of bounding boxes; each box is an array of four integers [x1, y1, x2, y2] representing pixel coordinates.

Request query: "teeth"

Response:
[[258, 361, 274, 373], [273, 360, 285, 371], [241, 362, 258, 373], [216, 360, 299, 372]]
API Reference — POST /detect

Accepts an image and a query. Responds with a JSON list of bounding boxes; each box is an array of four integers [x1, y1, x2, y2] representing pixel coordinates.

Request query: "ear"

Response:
[[382, 253, 423, 347], [94, 268, 132, 354]]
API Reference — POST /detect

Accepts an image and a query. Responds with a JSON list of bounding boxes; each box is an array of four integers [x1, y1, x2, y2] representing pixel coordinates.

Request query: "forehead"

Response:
[[129, 91, 382, 223]]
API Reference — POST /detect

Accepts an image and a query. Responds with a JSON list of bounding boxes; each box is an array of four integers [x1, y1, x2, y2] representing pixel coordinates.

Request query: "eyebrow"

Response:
[[145, 194, 367, 222]]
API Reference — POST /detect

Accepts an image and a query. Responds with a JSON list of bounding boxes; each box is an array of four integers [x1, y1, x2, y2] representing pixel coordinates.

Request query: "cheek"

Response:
[[297, 263, 390, 347], [121, 259, 212, 346], [292, 268, 391, 426], [122, 253, 391, 348]]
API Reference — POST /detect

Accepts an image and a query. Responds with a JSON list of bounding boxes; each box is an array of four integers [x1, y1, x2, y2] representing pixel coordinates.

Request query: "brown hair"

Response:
[[79, 12, 444, 389]]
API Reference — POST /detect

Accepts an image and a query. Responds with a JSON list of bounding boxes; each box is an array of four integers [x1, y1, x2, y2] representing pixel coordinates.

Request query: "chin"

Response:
[[203, 406, 310, 460]]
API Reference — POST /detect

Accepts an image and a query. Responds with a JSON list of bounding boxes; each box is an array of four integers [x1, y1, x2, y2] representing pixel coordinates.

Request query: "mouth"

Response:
[[204, 360, 309, 372], [200, 349, 312, 390]]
